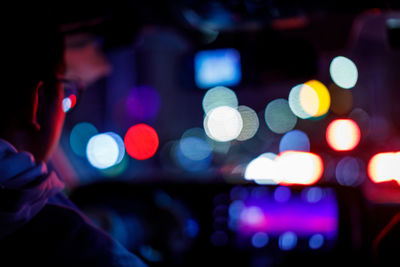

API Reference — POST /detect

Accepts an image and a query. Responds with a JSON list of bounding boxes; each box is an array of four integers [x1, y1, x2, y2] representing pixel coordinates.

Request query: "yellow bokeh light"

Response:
[[299, 84, 319, 117], [289, 80, 330, 119], [304, 80, 331, 117]]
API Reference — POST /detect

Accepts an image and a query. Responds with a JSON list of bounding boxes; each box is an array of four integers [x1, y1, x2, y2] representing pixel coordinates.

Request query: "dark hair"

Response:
[[0, 5, 64, 124]]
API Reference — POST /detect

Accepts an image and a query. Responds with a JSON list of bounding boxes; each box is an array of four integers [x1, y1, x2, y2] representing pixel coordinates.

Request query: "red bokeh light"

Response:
[[124, 124, 159, 160], [69, 94, 77, 109]]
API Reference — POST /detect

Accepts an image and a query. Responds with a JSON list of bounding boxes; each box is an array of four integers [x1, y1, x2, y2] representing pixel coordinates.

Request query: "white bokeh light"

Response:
[[62, 97, 72, 113], [265, 99, 297, 134], [204, 106, 243, 142], [244, 153, 278, 184], [329, 56, 358, 89], [202, 86, 238, 115], [237, 105, 259, 141], [86, 132, 125, 169]]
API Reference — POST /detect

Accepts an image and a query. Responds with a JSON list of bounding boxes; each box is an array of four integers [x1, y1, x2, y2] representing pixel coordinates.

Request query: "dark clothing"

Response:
[[0, 193, 147, 267], [0, 140, 146, 266]]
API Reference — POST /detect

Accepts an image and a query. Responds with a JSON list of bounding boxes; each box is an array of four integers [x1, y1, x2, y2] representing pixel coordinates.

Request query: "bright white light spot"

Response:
[[245, 151, 323, 186], [62, 97, 72, 113], [309, 234, 324, 249], [86, 132, 125, 169], [244, 153, 278, 184], [202, 86, 238, 115], [326, 119, 360, 151], [279, 232, 297, 250], [368, 152, 400, 184], [330, 56, 358, 89], [204, 106, 243, 142], [265, 99, 297, 134], [277, 151, 324, 185], [237, 105, 259, 141]]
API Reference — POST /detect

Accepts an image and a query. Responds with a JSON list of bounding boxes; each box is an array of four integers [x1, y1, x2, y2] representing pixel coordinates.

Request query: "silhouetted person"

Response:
[[0, 5, 146, 267]]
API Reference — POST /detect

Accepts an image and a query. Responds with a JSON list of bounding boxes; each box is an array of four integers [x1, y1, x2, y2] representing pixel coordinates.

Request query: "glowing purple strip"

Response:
[[237, 191, 338, 238]]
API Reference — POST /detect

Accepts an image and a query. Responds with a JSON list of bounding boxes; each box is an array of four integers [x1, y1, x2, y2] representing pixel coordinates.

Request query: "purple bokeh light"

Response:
[[125, 85, 161, 121]]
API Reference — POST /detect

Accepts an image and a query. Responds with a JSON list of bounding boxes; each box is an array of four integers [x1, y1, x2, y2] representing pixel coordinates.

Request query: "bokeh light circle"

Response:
[[244, 153, 278, 183], [309, 234, 324, 250], [204, 106, 243, 142], [288, 83, 318, 119], [305, 80, 330, 117], [265, 99, 297, 134], [237, 105, 259, 141], [62, 98, 72, 113], [106, 132, 126, 165], [125, 86, 161, 121], [202, 86, 238, 115], [251, 232, 269, 248], [62, 95, 77, 113], [335, 157, 364, 186], [289, 81, 330, 119], [329, 56, 358, 89], [179, 136, 212, 161], [368, 152, 400, 184], [274, 186, 291, 203], [304, 187, 323, 203], [279, 232, 298, 251], [174, 136, 213, 172], [326, 119, 360, 151], [70, 122, 98, 157], [86, 132, 125, 169], [124, 124, 159, 160], [277, 151, 324, 186], [279, 130, 310, 153]]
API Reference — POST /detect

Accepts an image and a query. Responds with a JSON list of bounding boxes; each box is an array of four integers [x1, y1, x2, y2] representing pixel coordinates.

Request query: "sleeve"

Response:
[[0, 203, 148, 267]]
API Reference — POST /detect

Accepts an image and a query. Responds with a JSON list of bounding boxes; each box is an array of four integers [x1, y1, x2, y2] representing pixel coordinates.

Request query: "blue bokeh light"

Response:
[[309, 234, 325, 249], [173, 137, 213, 172], [70, 122, 98, 157], [274, 186, 291, 203], [279, 130, 310, 153], [194, 48, 242, 89], [279, 232, 298, 250], [251, 232, 269, 248]]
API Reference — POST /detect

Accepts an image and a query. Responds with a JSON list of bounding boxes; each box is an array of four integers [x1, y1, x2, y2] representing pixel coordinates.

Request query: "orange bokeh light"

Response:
[[275, 151, 324, 186], [326, 119, 360, 151], [368, 152, 400, 184]]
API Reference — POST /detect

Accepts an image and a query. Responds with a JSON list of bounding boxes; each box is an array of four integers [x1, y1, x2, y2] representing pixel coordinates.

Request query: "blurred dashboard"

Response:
[[68, 180, 400, 266]]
